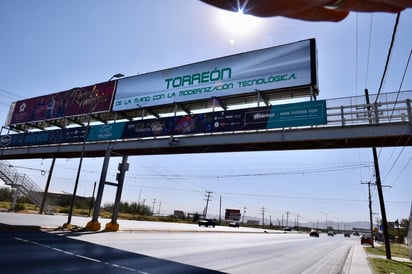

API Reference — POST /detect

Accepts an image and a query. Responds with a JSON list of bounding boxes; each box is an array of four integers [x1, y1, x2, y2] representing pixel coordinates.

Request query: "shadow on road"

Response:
[[0, 224, 225, 274]]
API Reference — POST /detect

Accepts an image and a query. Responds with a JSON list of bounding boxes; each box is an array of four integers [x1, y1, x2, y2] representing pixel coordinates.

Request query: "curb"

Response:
[[342, 246, 354, 274]]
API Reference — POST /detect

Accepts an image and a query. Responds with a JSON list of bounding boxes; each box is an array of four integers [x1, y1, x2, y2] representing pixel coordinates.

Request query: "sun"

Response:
[[215, 9, 262, 43]]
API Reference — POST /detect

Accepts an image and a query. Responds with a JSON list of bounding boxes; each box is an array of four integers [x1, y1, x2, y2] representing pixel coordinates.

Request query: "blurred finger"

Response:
[[287, 7, 349, 21], [338, 0, 407, 12]]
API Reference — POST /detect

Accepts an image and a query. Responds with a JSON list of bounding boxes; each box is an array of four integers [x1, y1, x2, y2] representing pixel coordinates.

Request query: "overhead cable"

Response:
[[374, 12, 401, 104]]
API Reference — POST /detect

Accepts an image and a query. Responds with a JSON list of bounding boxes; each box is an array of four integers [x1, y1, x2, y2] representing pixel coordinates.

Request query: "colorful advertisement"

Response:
[[114, 39, 317, 111], [0, 127, 87, 147], [1, 100, 327, 148], [9, 81, 116, 125]]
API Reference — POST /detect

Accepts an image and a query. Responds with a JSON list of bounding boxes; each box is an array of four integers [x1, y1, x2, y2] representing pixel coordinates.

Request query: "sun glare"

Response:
[[215, 9, 261, 43]]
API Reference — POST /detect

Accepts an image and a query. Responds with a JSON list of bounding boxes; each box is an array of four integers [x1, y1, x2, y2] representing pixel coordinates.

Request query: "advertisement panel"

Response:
[[0, 127, 87, 147], [9, 81, 116, 125], [114, 39, 316, 111], [267, 100, 327, 128], [225, 209, 241, 221], [87, 123, 126, 141], [0, 100, 327, 148]]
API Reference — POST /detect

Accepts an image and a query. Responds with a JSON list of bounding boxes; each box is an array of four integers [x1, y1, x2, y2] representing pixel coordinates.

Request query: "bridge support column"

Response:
[[86, 146, 112, 231], [105, 155, 129, 232]]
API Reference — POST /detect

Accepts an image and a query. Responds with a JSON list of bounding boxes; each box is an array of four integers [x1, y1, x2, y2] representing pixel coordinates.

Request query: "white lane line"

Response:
[[52, 247, 64, 252], [75, 254, 101, 263], [13, 236, 145, 273]]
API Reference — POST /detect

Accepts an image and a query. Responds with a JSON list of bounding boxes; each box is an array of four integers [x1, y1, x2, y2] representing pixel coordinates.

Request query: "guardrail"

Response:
[[326, 99, 411, 127]]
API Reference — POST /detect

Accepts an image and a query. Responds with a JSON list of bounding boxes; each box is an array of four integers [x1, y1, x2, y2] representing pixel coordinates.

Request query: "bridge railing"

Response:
[[0, 91, 411, 148], [325, 91, 412, 127]]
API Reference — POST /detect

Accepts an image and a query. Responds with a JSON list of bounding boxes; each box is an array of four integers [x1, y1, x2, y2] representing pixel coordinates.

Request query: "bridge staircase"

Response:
[[0, 160, 55, 214]]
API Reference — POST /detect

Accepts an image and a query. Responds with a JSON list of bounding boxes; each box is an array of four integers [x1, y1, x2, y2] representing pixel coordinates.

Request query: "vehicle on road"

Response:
[[344, 232, 351, 238], [229, 221, 240, 228], [361, 235, 373, 245], [327, 231, 335, 236], [198, 219, 216, 227], [309, 229, 319, 237]]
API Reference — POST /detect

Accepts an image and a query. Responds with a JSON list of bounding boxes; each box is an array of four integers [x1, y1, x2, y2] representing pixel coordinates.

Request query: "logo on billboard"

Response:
[[19, 102, 26, 112], [0, 135, 12, 147]]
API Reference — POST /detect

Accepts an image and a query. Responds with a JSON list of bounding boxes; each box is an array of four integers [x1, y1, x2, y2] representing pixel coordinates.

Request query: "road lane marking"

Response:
[[14, 236, 146, 273], [75, 254, 101, 263]]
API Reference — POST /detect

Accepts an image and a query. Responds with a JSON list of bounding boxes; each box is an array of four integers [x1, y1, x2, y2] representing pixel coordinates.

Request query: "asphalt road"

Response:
[[0, 228, 222, 274], [71, 230, 357, 273], [0, 213, 360, 273]]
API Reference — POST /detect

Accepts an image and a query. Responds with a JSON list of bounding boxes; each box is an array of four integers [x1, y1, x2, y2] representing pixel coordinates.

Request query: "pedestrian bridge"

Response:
[[0, 91, 411, 160]]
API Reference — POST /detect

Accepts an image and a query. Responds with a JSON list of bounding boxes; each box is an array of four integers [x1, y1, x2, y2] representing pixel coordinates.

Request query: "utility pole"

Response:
[[296, 214, 300, 230], [365, 89, 391, 259], [141, 199, 146, 215], [242, 206, 246, 224], [152, 198, 156, 215], [138, 190, 142, 205], [286, 211, 290, 228], [362, 181, 375, 248], [203, 191, 212, 218], [261, 207, 265, 228], [219, 196, 222, 224], [157, 201, 161, 216]]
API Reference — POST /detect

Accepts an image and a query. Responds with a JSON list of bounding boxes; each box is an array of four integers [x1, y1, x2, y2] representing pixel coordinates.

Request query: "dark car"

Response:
[[229, 221, 240, 228], [344, 232, 351, 238], [198, 219, 216, 227], [361, 235, 373, 245], [327, 231, 335, 236], [309, 229, 319, 237]]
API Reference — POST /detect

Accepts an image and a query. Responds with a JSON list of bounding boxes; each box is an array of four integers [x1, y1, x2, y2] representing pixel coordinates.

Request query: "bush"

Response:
[[14, 203, 26, 211]]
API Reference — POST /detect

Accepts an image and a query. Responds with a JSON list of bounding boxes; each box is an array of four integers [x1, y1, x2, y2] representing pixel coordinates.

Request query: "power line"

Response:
[[124, 163, 373, 181], [364, 14, 374, 89], [374, 12, 401, 103]]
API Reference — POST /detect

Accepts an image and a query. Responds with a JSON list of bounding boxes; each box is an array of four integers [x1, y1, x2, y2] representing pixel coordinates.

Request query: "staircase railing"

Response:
[[0, 160, 55, 214]]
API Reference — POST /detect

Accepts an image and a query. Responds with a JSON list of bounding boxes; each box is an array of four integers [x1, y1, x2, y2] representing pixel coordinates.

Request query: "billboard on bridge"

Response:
[[0, 100, 326, 148], [113, 39, 317, 111], [8, 81, 116, 126]]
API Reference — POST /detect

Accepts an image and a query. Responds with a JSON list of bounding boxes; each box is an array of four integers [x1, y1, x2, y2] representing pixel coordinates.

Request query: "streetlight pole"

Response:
[[64, 113, 90, 228], [39, 158, 56, 214], [64, 73, 124, 229]]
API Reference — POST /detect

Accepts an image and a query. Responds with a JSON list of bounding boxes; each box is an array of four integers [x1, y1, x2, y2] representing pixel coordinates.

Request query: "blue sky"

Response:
[[1, 1, 411, 226]]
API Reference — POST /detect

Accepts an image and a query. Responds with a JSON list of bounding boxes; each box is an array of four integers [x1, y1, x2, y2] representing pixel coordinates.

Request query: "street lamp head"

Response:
[[113, 73, 124, 78], [109, 73, 125, 81]]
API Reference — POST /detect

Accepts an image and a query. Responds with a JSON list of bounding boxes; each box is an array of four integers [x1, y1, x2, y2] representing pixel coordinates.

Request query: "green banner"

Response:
[[267, 100, 327, 128], [87, 123, 125, 141]]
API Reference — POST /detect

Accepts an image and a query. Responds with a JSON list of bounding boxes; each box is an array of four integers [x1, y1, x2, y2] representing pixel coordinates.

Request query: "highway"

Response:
[[0, 213, 363, 273], [72, 230, 357, 273]]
